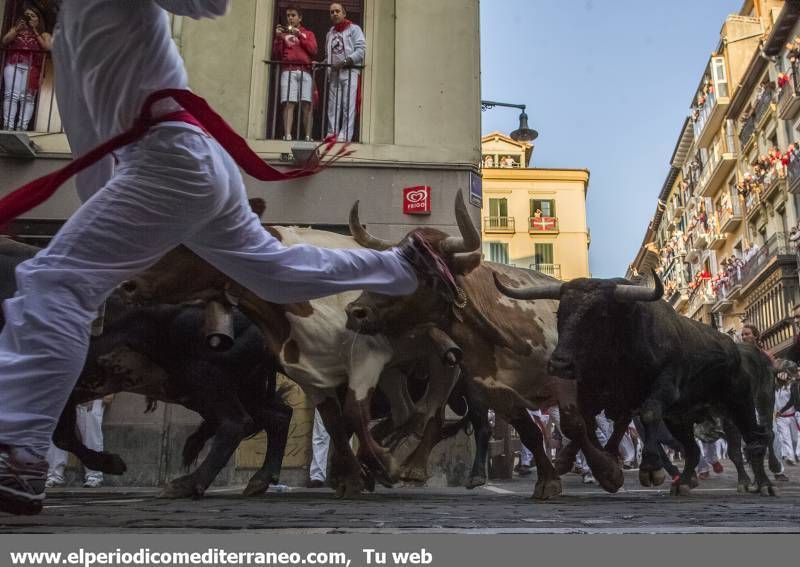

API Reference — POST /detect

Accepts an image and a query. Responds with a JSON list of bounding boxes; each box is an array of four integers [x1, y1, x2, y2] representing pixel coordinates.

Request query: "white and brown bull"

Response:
[[119, 201, 480, 496], [343, 192, 574, 499]]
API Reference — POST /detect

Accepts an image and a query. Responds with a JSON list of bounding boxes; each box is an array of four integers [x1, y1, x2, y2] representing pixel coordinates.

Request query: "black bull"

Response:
[[495, 272, 778, 496], [0, 238, 291, 497]]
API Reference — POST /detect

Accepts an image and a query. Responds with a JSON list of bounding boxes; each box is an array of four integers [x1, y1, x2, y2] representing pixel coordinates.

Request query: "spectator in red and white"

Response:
[[325, 2, 365, 142], [1, 4, 52, 131], [272, 5, 317, 141]]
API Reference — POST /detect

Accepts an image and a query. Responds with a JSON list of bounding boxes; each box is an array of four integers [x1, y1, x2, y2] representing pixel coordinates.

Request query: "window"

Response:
[[712, 57, 728, 98], [486, 242, 509, 264], [534, 243, 554, 266], [266, 0, 365, 142], [489, 198, 508, 219], [530, 199, 556, 218]]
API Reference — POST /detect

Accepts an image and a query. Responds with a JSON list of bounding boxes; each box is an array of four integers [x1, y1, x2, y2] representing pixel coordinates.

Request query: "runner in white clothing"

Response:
[[0, 0, 455, 515]]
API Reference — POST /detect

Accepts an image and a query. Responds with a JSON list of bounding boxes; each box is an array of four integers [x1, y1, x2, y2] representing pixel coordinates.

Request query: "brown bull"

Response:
[[344, 191, 580, 499]]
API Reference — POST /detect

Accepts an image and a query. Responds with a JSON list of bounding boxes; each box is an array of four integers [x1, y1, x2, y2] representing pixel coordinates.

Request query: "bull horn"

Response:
[[348, 201, 394, 250], [493, 272, 562, 300], [613, 269, 664, 303], [441, 191, 482, 255]]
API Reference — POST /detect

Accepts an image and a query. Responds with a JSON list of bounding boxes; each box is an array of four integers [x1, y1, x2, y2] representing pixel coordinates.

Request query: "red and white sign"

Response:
[[530, 216, 558, 232], [403, 185, 431, 215]]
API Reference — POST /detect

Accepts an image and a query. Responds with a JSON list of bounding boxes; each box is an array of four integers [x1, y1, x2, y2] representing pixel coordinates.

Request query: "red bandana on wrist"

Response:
[[334, 19, 352, 32]]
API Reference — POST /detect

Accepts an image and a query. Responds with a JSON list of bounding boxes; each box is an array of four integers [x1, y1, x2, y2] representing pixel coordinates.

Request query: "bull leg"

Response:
[[554, 378, 623, 493], [510, 409, 561, 500], [398, 409, 445, 484], [726, 400, 775, 496], [318, 397, 364, 498], [53, 397, 127, 475], [181, 420, 218, 470], [243, 400, 293, 496], [344, 346, 398, 487], [721, 417, 751, 493], [603, 413, 632, 461], [160, 396, 255, 499], [638, 379, 679, 487], [663, 417, 700, 496]]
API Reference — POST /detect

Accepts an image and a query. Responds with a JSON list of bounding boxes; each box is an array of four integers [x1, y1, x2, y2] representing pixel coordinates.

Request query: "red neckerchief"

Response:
[[334, 19, 352, 32], [0, 89, 353, 228]]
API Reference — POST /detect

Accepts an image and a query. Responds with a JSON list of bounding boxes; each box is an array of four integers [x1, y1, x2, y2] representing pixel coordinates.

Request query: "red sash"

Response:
[[0, 89, 352, 227]]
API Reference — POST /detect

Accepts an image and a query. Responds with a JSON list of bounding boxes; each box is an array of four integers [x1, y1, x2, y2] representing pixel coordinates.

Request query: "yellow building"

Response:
[[629, 0, 800, 354], [480, 133, 590, 280]]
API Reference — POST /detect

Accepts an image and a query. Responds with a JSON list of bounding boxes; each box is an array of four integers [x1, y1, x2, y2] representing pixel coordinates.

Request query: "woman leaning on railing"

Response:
[[1, 4, 52, 131]]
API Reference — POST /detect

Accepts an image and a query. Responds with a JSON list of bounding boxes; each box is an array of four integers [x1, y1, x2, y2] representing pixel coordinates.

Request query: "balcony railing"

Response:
[[778, 68, 800, 119], [740, 232, 793, 290], [692, 88, 717, 141], [753, 86, 775, 127], [788, 153, 800, 194], [1, 48, 61, 138], [528, 216, 559, 233], [484, 216, 515, 233], [739, 114, 756, 148], [263, 60, 364, 143], [529, 263, 562, 279], [717, 195, 741, 232], [687, 278, 715, 316]]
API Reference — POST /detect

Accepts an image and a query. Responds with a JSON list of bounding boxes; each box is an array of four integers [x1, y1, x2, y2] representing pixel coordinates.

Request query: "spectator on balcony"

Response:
[[533, 208, 542, 219], [1, 4, 52, 131], [324, 2, 365, 142], [500, 155, 516, 168], [272, 5, 317, 141]]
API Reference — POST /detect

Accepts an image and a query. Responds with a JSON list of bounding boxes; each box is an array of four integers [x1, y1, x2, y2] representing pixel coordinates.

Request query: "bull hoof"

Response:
[[532, 478, 562, 500], [670, 482, 692, 496], [97, 453, 128, 475], [465, 475, 486, 490], [737, 483, 749, 494], [242, 478, 270, 497], [638, 470, 653, 487], [159, 476, 204, 499], [596, 466, 624, 493], [399, 465, 428, 485], [760, 484, 777, 497]]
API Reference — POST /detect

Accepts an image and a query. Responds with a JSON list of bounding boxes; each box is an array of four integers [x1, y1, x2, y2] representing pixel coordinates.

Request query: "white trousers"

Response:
[[2, 63, 35, 131], [0, 124, 417, 456], [309, 410, 330, 482], [696, 439, 723, 473], [46, 400, 105, 482], [776, 416, 799, 462], [326, 69, 359, 142]]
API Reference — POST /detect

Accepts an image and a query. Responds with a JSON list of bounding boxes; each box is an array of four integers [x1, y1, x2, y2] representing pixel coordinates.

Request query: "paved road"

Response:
[[2, 464, 799, 533]]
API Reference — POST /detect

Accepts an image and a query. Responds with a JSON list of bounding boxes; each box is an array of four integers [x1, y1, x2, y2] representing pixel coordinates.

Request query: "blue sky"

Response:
[[480, 0, 743, 278]]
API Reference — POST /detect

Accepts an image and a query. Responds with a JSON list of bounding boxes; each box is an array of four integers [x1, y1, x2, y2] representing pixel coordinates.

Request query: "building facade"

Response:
[[480, 133, 591, 280], [0, 0, 481, 486], [629, 0, 800, 355]]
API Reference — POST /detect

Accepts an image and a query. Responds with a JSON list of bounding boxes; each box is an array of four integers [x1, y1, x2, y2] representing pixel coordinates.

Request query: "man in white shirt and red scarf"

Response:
[[0, 0, 458, 516], [325, 2, 365, 142]]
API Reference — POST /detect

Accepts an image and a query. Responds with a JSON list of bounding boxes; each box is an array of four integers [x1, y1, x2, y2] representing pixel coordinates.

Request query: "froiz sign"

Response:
[[403, 185, 432, 215]]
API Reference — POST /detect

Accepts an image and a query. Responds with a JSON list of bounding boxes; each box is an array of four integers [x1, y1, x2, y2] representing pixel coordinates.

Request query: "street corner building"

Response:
[[629, 0, 800, 358], [0, 0, 482, 488]]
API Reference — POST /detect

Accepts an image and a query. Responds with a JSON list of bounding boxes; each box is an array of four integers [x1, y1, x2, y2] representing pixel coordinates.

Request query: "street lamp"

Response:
[[480, 100, 538, 142]]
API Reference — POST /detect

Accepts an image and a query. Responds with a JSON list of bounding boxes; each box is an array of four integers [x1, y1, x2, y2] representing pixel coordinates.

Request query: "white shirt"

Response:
[[53, 0, 229, 200]]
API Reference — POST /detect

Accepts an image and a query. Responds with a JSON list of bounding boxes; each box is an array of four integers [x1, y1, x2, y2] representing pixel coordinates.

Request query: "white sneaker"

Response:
[[82, 478, 102, 488], [582, 472, 596, 484]]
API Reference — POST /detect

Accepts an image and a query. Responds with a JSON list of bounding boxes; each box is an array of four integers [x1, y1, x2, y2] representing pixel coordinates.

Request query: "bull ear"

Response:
[[451, 251, 482, 275], [249, 198, 266, 219]]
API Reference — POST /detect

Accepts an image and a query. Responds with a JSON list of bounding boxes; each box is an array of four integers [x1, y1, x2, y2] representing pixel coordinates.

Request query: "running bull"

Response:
[[344, 192, 568, 499], [494, 271, 777, 496]]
